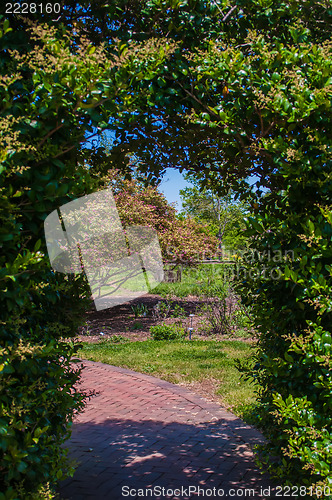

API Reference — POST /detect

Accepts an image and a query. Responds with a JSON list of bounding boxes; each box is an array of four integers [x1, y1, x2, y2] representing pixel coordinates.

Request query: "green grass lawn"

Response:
[[153, 263, 235, 298], [79, 338, 258, 421]]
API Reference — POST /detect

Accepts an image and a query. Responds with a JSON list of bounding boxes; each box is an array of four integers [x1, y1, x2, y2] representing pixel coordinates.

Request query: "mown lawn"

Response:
[[79, 338, 258, 420]]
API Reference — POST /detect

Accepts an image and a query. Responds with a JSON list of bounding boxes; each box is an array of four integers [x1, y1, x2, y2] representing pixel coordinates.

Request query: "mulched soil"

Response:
[[75, 293, 254, 343]]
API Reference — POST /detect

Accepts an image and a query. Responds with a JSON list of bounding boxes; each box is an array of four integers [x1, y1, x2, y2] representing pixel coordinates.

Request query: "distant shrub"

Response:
[[131, 321, 144, 330], [171, 303, 186, 318], [109, 335, 128, 343], [152, 300, 172, 319], [131, 303, 149, 318], [150, 324, 185, 340]]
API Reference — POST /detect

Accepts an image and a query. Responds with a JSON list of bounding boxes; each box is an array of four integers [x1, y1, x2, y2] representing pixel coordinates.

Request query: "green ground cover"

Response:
[[153, 264, 233, 298]]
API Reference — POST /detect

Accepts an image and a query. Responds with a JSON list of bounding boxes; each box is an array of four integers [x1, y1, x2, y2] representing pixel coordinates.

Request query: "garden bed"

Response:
[[76, 293, 254, 344]]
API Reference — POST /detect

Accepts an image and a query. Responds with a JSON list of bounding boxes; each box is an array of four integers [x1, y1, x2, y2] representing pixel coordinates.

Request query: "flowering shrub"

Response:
[[111, 177, 218, 265]]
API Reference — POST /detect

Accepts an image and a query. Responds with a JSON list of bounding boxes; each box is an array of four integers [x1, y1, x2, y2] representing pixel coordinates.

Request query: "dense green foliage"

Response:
[[238, 203, 332, 489], [0, 22, 96, 498], [1, 0, 332, 495], [0, 339, 84, 499]]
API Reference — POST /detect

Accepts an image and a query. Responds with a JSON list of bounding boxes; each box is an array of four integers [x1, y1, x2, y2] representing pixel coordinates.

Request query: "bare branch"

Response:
[[37, 123, 65, 149], [222, 5, 237, 22]]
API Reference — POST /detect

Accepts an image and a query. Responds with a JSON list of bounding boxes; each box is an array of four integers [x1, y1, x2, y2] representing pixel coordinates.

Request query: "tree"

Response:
[[101, 171, 218, 265], [180, 174, 248, 252]]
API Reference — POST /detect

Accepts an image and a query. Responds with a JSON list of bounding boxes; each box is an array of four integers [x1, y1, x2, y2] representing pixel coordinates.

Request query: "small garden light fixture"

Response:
[[188, 314, 194, 340]]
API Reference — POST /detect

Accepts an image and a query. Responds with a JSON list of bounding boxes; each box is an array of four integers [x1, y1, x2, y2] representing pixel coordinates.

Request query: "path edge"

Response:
[[75, 359, 266, 451]]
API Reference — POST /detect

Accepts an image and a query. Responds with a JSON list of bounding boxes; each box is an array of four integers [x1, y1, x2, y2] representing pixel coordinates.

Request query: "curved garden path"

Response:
[[58, 360, 274, 500]]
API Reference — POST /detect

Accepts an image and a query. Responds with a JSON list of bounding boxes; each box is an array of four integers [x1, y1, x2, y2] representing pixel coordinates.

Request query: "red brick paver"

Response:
[[58, 361, 273, 500]]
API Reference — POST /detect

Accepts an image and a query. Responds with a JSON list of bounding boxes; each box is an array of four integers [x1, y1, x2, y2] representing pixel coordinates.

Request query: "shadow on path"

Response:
[[58, 361, 275, 500]]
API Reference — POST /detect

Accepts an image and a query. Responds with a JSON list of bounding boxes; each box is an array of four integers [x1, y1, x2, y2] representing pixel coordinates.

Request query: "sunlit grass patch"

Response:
[[79, 339, 258, 420]]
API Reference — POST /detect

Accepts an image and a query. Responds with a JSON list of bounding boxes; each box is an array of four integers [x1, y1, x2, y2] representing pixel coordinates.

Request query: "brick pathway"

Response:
[[58, 361, 274, 500]]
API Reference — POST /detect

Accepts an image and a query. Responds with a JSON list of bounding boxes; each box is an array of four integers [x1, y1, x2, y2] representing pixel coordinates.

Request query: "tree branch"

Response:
[[222, 5, 238, 22], [37, 123, 65, 149], [176, 81, 223, 123]]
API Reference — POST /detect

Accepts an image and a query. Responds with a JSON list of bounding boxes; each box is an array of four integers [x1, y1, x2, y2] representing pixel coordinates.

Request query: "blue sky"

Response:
[[96, 131, 191, 211], [159, 168, 192, 212], [159, 169, 262, 212]]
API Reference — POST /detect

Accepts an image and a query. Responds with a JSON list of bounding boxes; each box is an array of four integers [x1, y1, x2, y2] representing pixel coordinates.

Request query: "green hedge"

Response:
[[0, 20, 97, 498], [0, 339, 84, 498], [238, 201, 332, 493]]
